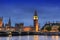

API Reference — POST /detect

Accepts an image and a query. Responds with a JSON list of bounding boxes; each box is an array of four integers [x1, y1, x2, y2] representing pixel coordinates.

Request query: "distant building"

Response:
[[2, 23, 4, 27], [15, 23, 24, 31], [15, 23, 19, 27], [51, 25, 59, 32], [41, 22, 60, 32], [0, 17, 3, 27], [22, 10, 39, 32], [8, 18, 11, 27], [0, 10, 40, 32], [15, 23, 24, 28], [5, 18, 11, 27], [22, 26, 33, 32]]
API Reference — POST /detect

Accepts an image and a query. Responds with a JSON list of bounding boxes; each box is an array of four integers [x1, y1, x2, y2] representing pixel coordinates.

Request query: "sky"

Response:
[[0, 0, 60, 27]]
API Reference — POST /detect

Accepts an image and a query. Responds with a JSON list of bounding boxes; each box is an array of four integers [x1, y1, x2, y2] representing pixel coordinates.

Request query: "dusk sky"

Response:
[[0, 0, 60, 27]]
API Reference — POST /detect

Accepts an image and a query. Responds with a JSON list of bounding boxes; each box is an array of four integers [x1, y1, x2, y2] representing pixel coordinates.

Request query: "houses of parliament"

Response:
[[0, 10, 40, 32], [0, 10, 59, 32]]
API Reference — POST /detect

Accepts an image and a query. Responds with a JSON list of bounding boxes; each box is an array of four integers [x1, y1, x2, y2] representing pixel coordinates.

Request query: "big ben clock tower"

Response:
[[33, 10, 39, 32]]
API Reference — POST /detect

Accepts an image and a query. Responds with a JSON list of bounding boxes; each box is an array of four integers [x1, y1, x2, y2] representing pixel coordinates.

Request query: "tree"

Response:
[[45, 26, 51, 31], [58, 26, 60, 31]]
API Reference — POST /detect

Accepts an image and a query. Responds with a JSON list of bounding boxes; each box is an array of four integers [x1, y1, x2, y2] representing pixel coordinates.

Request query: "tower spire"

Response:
[[8, 17, 11, 27], [34, 10, 38, 16]]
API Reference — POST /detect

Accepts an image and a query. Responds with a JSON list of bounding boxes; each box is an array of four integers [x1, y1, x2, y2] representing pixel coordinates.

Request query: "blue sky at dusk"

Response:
[[0, 0, 60, 27]]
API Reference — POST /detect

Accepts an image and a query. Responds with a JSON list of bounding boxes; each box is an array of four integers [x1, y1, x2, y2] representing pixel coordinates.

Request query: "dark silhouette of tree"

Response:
[[45, 26, 51, 31], [58, 26, 60, 31]]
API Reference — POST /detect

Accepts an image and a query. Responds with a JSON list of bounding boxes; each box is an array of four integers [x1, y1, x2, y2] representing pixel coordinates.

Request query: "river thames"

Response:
[[0, 35, 60, 40]]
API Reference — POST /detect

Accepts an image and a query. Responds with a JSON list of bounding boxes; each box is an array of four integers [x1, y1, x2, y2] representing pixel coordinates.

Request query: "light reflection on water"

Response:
[[0, 35, 60, 40], [34, 35, 39, 40]]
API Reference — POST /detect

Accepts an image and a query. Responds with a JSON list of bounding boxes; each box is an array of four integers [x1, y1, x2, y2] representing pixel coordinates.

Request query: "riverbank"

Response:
[[0, 32, 60, 36]]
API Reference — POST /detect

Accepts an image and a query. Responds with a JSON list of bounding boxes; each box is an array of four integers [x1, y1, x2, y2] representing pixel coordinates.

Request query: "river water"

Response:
[[0, 35, 60, 40]]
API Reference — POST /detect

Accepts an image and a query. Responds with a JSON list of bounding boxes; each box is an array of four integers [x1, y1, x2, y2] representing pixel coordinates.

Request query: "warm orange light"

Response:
[[0, 28, 1, 30], [23, 27, 31, 32], [0, 22, 2, 27], [36, 23, 38, 32], [7, 28, 10, 30], [36, 26, 38, 32], [34, 35, 39, 40]]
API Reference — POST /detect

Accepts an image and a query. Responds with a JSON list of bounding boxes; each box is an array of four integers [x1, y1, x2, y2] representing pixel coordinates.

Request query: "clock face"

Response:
[[34, 16, 38, 19]]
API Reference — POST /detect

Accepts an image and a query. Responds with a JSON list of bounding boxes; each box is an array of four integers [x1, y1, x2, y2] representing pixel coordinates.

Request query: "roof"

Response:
[[34, 10, 38, 16], [23, 26, 34, 28]]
